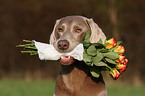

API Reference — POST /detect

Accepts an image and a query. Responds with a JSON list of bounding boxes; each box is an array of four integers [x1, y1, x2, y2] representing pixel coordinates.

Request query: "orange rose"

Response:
[[114, 45, 125, 53], [119, 55, 125, 61], [105, 38, 117, 49], [117, 64, 127, 72], [110, 69, 121, 80], [116, 55, 125, 63], [106, 44, 114, 49], [123, 59, 128, 65], [106, 38, 116, 45], [116, 59, 128, 65]]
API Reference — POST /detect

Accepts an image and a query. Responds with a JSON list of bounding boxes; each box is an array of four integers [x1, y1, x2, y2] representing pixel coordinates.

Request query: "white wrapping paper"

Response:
[[34, 41, 84, 61]]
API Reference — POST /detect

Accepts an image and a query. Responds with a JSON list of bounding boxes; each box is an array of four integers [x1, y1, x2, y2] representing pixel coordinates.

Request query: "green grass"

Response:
[[0, 80, 144, 96], [107, 84, 145, 96], [0, 80, 55, 96]]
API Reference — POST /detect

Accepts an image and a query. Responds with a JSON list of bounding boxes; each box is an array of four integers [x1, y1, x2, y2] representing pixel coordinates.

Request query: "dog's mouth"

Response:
[[60, 55, 74, 65]]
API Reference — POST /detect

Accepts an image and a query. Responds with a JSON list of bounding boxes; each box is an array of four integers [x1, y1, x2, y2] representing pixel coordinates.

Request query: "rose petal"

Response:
[[110, 69, 121, 80], [106, 38, 116, 45], [114, 46, 125, 53], [106, 44, 114, 49], [116, 59, 120, 62], [124, 59, 128, 65], [119, 55, 125, 62], [117, 64, 127, 72], [120, 46, 125, 53]]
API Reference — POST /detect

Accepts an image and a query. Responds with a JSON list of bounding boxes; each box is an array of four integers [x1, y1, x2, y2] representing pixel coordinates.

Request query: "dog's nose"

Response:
[[58, 40, 69, 50]]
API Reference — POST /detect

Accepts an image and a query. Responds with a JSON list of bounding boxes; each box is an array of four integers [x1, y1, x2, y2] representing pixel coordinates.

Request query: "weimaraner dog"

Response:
[[50, 16, 107, 96]]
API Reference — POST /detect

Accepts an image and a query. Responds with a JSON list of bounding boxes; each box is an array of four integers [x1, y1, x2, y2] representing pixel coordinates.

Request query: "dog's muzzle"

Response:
[[58, 40, 69, 50]]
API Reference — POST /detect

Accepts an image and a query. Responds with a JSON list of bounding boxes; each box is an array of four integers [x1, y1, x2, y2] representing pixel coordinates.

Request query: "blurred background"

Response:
[[0, 0, 145, 95]]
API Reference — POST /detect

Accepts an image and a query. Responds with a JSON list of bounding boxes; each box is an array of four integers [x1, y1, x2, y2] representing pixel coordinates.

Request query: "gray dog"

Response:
[[50, 16, 107, 96]]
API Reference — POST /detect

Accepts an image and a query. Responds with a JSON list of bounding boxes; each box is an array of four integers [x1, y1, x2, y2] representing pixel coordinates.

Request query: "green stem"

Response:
[[23, 40, 33, 43], [106, 65, 112, 71]]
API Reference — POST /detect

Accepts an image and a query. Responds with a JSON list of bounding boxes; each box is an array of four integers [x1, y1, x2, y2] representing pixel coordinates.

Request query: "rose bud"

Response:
[[116, 58, 128, 65], [105, 38, 117, 46], [119, 54, 123, 56], [120, 58, 128, 64], [106, 44, 114, 49], [116, 59, 120, 63], [119, 55, 125, 62], [114, 45, 125, 53], [105, 38, 117, 49], [119, 55, 125, 61], [123, 59, 128, 65], [110, 69, 121, 80], [117, 64, 127, 72], [116, 54, 125, 63]]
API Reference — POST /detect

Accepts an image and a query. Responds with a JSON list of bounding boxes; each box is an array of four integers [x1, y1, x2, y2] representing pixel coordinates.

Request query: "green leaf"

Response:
[[83, 31, 90, 43], [92, 43, 105, 49], [90, 71, 100, 78], [87, 45, 97, 56], [83, 42, 91, 49], [83, 51, 92, 63], [99, 49, 109, 53], [103, 52, 119, 60], [90, 67, 101, 78], [94, 61, 107, 66], [92, 52, 103, 64], [105, 58, 117, 64]]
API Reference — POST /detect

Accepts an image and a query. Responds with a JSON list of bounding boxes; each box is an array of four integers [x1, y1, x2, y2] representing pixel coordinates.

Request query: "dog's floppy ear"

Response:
[[49, 19, 61, 44], [87, 18, 106, 44]]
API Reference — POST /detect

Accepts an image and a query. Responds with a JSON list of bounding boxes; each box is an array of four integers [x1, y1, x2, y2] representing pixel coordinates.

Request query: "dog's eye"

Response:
[[58, 27, 63, 32], [76, 28, 82, 32]]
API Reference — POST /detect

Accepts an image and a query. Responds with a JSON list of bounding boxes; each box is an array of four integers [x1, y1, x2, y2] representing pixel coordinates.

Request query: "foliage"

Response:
[[82, 32, 128, 79]]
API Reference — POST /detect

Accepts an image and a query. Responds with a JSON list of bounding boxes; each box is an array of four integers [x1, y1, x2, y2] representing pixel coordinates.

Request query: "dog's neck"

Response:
[[61, 61, 90, 75], [60, 61, 92, 91], [55, 61, 106, 95]]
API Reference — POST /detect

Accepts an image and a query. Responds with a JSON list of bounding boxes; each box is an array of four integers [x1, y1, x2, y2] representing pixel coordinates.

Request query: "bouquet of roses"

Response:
[[17, 34, 128, 80]]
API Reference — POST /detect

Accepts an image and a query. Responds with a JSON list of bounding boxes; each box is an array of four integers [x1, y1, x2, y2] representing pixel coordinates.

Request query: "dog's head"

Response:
[[49, 16, 106, 65]]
